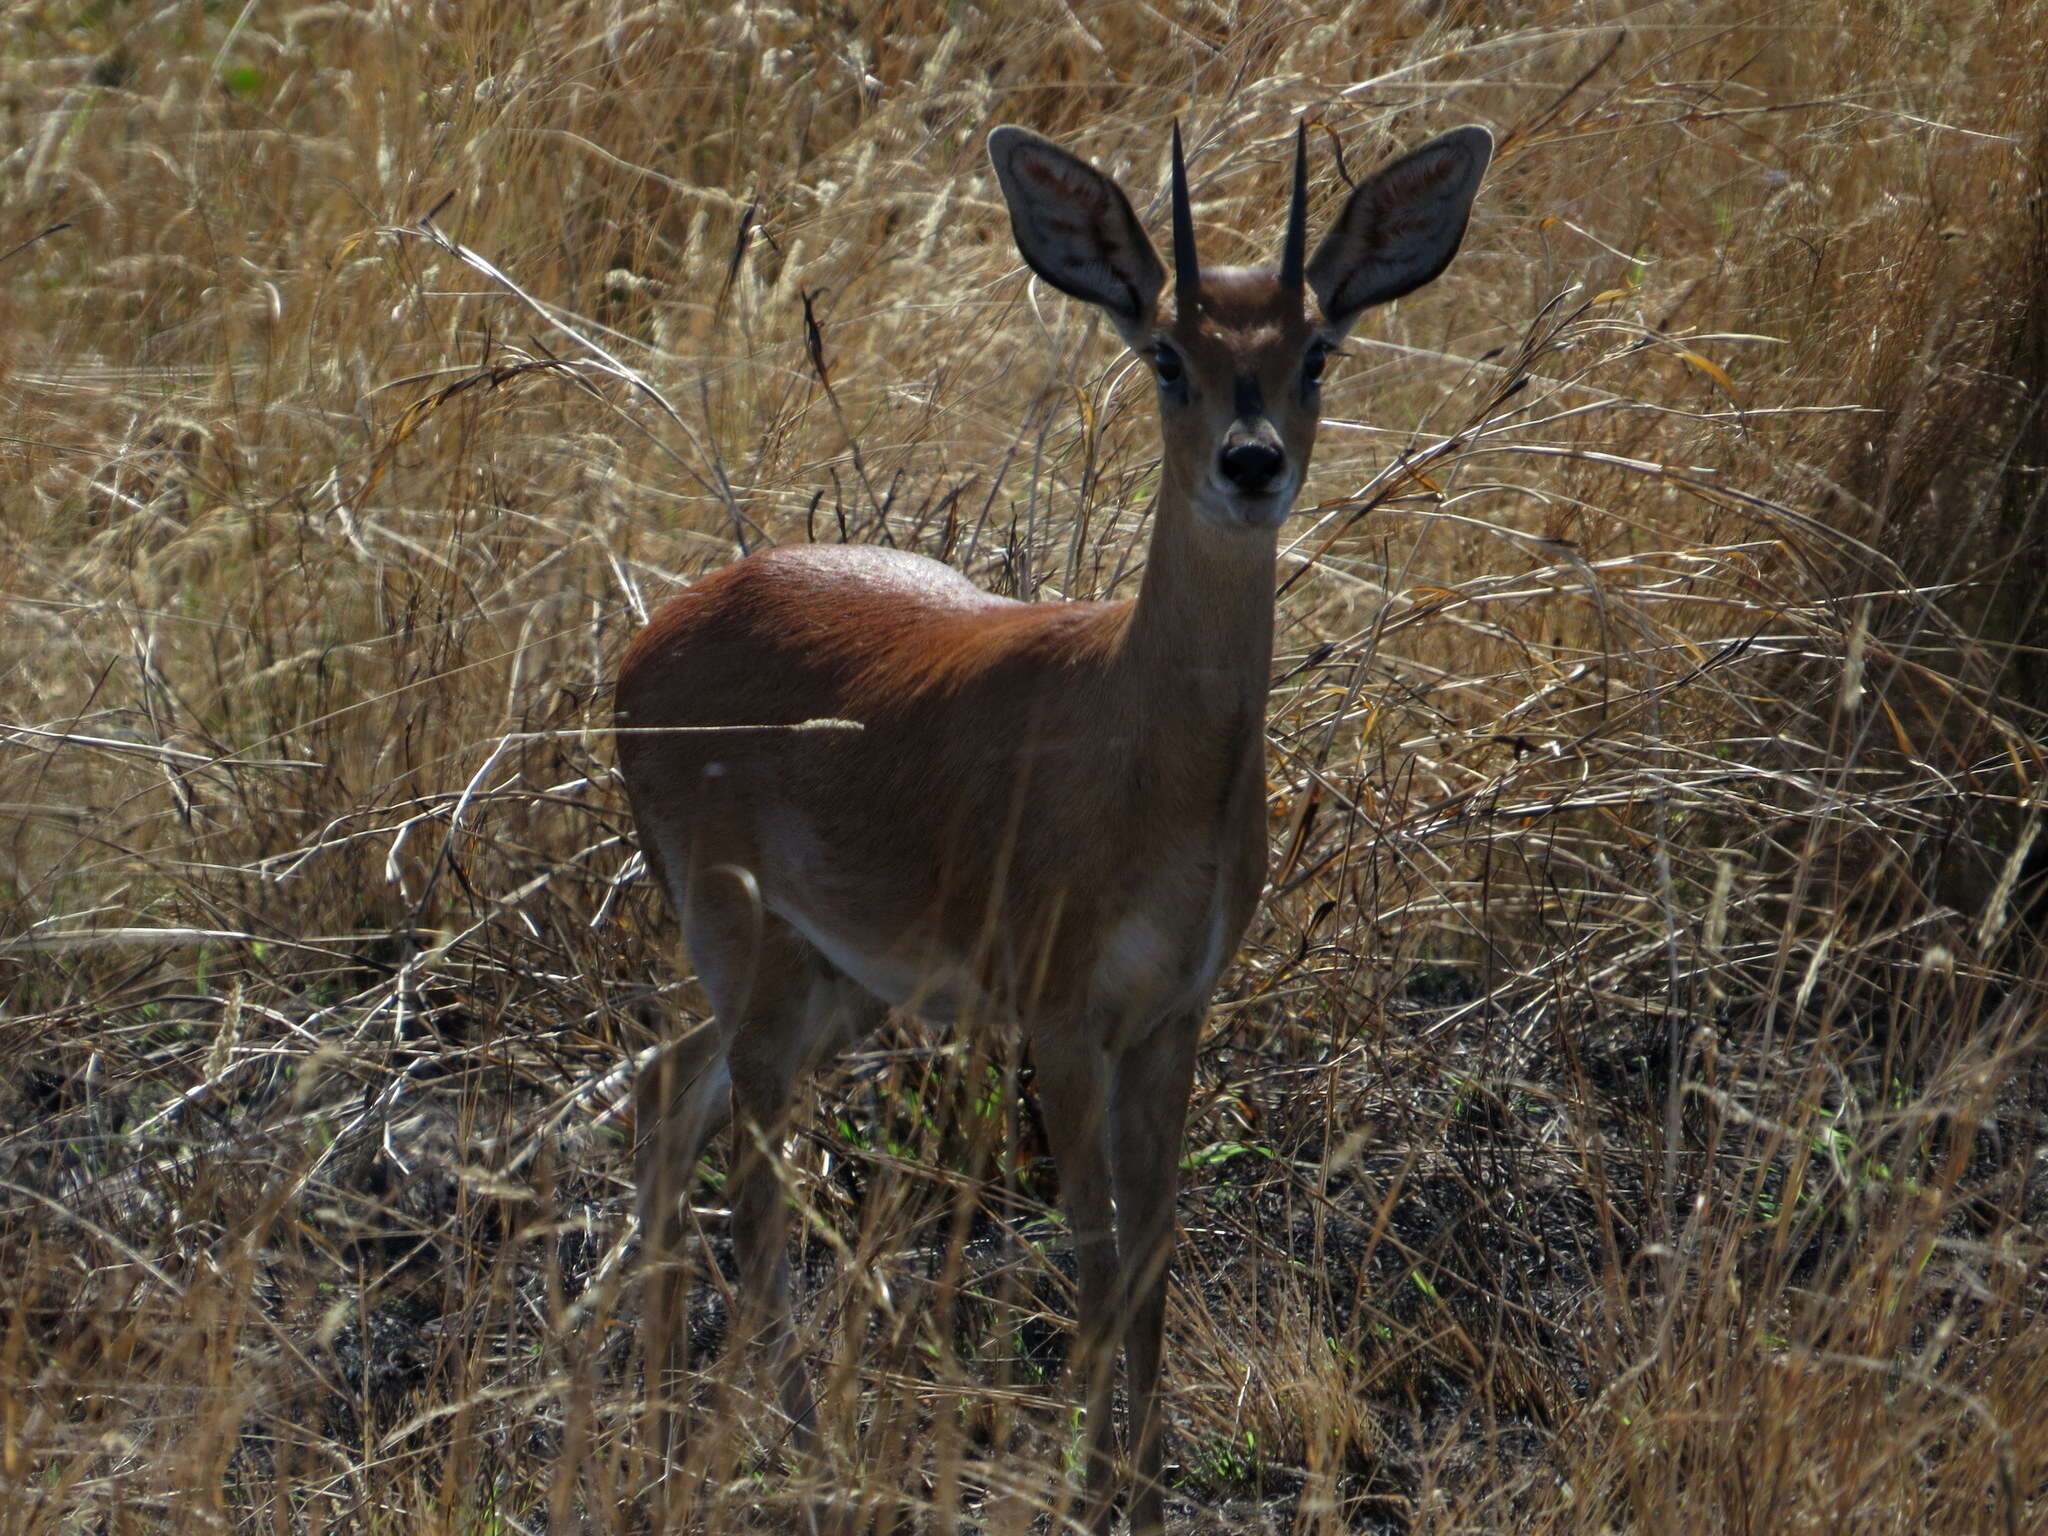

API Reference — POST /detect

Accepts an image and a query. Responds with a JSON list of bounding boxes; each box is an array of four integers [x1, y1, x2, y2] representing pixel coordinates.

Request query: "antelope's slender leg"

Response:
[[1111, 1013, 1201, 1536], [1032, 1037, 1121, 1533], [636, 1019, 733, 1464], [639, 874, 885, 1456], [724, 1028, 814, 1440], [724, 933, 887, 1446], [635, 861, 776, 1465]]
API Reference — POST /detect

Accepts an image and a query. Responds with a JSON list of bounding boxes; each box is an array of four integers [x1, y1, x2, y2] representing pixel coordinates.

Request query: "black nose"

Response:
[[1219, 440, 1284, 493]]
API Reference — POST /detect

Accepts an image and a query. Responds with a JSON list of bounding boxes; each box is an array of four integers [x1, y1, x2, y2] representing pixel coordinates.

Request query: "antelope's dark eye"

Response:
[[1152, 344, 1185, 385], [1303, 343, 1330, 386]]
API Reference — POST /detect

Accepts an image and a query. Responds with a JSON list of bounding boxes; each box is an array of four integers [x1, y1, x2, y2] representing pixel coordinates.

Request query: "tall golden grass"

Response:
[[2, 1, 2043, 1530]]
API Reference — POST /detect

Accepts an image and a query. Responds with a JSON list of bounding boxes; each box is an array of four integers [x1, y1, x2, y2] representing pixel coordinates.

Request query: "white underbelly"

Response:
[[772, 899, 993, 1027]]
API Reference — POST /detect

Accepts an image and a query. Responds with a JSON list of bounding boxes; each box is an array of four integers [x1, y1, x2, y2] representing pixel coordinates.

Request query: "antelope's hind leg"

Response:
[[637, 891, 884, 1461], [636, 1016, 734, 1462], [727, 945, 887, 1445]]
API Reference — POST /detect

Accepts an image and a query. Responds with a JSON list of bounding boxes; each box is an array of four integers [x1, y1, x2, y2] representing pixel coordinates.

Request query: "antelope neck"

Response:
[[1120, 455, 1280, 713]]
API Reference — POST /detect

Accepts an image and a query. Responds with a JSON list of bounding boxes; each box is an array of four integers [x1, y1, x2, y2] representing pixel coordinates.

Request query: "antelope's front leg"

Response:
[[1032, 1036, 1122, 1532], [1111, 1012, 1201, 1536]]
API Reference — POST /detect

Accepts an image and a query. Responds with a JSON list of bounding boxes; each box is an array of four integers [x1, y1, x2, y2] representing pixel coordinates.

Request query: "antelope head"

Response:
[[989, 119, 1493, 529]]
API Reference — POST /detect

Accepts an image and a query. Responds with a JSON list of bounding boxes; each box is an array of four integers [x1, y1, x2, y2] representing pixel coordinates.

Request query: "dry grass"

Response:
[[2, 0, 2045, 1531]]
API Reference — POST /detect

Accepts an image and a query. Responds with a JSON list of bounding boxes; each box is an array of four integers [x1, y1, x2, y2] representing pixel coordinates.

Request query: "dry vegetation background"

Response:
[[2, 0, 2045, 1531]]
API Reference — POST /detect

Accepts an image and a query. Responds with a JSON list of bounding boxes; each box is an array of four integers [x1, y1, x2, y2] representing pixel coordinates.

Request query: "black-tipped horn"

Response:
[[1280, 120, 1308, 292], [1170, 121, 1200, 314]]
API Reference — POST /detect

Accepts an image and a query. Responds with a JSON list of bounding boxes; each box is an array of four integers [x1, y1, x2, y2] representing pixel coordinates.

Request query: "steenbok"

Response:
[[619, 117, 1491, 1532]]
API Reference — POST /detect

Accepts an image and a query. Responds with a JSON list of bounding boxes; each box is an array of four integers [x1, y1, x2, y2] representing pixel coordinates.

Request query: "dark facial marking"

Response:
[[1233, 374, 1263, 418]]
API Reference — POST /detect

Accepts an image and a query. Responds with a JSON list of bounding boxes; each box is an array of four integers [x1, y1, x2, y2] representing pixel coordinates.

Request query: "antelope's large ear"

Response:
[[1307, 125, 1492, 335], [988, 125, 1164, 346]]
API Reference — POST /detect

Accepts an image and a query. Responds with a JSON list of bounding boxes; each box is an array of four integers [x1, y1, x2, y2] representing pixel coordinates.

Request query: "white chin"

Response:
[[1197, 485, 1294, 528], [1228, 495, 1292, 528]]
